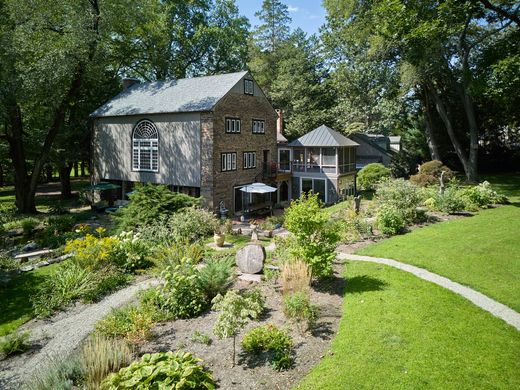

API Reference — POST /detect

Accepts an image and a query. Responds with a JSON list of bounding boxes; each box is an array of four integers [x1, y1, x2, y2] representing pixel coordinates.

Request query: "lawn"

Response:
[[356, 205, 520, 311], [0, 263, 59, 336], [296, 261, 520, 389]]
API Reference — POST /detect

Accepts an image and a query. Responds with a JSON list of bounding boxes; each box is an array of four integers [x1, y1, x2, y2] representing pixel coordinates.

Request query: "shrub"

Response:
[[0, 331, 30, 358], [461, 181, 506, 208], [191, 331, 212, 345], [166, 207, 219, 243], [212, 289, 265, 366], [357, 163, 392, 190], [196, 256, 235, 301], [0, 253, 17, 272], [81, 335, 133, 389], [375, 178, 421, 224], [280, 260, 311, 295], [283, 193, 340, 278], [49, 202, 69, 215], [21, 217, 40, 236], [64, 234, 119, 270], [260, 215, 284, 231], [410, 160, 454, 187], [153, 241, 205, 269], [434, 186, 466, 214], [336, 209, 373, 243], [32, 262, 97, 317], [241, 324, 294, 370], [283, 291, 318, 334], [47, 215, 76, 233], [113, 231, 152, 271], [376, 205, 405, 235], [95, 305, 154, 344], [114, 183, 201, 230], [81, 267, 130, 303], [101, 351, 216, 390], [155, 259, 207, 319]]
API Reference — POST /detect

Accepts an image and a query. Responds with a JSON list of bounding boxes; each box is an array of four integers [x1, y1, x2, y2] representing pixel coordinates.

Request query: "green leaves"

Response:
[[101, 351, 216, 390]]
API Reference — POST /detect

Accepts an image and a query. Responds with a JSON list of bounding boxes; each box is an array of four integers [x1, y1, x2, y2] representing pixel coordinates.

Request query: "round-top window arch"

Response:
[[132, 119, 159, 172]]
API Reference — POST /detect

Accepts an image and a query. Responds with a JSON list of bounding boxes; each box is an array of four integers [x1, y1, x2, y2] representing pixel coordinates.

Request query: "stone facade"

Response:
[[204, 91, 278, 213]]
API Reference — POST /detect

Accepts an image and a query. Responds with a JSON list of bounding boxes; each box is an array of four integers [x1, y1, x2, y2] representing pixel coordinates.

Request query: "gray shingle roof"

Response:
[[91, 71, 249, 117], [288, 125, 359, 147]]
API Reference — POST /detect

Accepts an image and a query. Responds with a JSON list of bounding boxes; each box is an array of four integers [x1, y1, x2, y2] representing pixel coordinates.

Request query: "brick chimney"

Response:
[[122, 78, 140, 90]]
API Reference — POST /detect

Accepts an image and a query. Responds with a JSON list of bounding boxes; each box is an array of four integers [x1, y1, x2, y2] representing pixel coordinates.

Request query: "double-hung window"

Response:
[[221, 152, 237, 172], [244, 79, 254, 95], [252, 120, 265, 134], [225, 118, 241, 133], [132, 120, 159, 172], [243, 152, 256, 169]]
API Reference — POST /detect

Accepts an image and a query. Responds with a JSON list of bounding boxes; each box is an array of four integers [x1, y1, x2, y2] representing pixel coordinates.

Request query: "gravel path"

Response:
[[338, 252, 520, 331], [0, 278, 159, 389]]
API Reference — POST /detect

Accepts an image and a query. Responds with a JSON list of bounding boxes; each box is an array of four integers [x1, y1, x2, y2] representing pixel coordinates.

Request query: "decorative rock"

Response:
[[236, 244, 265, 274], [238, 273, 262, 283]]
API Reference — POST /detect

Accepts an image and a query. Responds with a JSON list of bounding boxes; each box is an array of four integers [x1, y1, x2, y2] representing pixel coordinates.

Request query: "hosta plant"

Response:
[[101, 351, 215, 389]]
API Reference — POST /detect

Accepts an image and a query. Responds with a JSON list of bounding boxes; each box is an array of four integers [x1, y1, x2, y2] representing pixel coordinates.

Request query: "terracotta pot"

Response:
[[213, 233, 225, 247]]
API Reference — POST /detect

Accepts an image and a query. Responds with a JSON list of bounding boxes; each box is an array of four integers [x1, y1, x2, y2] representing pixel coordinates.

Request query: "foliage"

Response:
[[283, 193, 340, 278], [260, 215, 284, 231], [155, 259, 206, 319], [114, 184, 201, 231], [212, 289, 265, 365], [196, 256, 235, 301], [0, 330, 30, 358], [113, 231, 152, 272], [21, 217, 40, 236], [153, 241, 205, 269], [375, 178, 422, 224], [81, 335, 133, 390], [0, 253, 17, 272], [32, 262, 97, 317], [46, 215, 76, 234], [25, 354, 84, 390], [101, 351, 215, 390], [191, 331, 212, 346], [81, 267, 130, 303], [64, 234, 119, 270], [461, 181, 507, 208], [376, 205, 405, 235], [95, 305, 154, 344], [49, 202, 69, 215], [432, 187, 466, 214], [410, 160, 454, 187], [335, 209, 374, 243], [283, 291, 318, 334], [280, 260, 311, 295], [357, 163, 392, 190], [241, 324, 294, 370]]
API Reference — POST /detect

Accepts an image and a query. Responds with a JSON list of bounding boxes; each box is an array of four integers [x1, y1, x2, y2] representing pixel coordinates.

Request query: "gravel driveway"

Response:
[[0, 277, 159, 389]]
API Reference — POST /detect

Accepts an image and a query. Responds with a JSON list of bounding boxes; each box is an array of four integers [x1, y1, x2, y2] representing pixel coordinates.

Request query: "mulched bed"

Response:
[[139, 263, 346, 390]]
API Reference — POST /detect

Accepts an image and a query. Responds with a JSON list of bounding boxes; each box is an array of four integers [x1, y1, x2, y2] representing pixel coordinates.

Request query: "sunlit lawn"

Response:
[[296, 261, 520, 389]]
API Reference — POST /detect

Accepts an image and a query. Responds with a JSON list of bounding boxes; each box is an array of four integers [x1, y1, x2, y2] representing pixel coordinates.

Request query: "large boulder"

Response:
[[236, 244, 265, 274]]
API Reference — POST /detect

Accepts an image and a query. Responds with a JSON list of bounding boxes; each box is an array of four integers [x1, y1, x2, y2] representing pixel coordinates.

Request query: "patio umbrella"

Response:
[[239, 183, 277, 216]]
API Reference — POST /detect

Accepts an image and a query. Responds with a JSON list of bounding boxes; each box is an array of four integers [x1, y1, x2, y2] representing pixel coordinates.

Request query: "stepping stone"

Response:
[[238, 274, 262, 283]]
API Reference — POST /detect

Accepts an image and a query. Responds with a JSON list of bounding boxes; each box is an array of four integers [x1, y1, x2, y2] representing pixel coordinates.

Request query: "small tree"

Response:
[[283, 193, 339, 278], [212, 290, 264, 367], [357, 163, 391, 190]]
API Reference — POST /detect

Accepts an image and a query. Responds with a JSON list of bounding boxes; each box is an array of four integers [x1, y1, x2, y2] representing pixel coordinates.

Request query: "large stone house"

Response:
[[90, 71, 277, 213]]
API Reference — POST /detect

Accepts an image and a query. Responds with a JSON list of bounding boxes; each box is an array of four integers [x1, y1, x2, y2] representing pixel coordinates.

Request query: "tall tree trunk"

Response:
[[73, 162, 79, 178], [80, 161, 86, 177], [0, 163, 3, 187], [421, 88, 441, 161], [45, 165, 54, 182], [59, 163, 73, 199], [426, 82, 472, 178]]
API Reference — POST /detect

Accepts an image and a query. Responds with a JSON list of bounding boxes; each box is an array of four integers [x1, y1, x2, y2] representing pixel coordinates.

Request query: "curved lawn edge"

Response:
[[339, 253, 520, 331], [295, 261, 520, 390]]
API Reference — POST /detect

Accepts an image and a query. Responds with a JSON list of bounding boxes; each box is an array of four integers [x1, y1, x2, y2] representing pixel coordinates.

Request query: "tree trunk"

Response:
[[60, 164, 73, 199], [81, 161, 86, 176], [73, 162, 79, 178], [426, 82, 472, 179], [45, 165, 54, 182], [421, 87, 441, 161], [0, 163, 3, 187]]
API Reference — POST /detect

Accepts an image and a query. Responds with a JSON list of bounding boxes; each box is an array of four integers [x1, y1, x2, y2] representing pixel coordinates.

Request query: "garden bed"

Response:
[[139, 263, 346, 390]]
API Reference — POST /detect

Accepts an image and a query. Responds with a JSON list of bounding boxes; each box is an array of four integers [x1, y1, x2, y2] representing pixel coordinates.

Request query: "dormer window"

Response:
[[244, 79, 254, 95]]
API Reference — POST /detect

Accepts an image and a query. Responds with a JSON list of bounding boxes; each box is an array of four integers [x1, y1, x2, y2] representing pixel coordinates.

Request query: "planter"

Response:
[[213, 233, 225, 247]]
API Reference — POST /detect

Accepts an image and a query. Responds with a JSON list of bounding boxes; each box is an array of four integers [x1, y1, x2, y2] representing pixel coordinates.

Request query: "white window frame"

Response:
[[221, 152, 237, 172], [252, 119, 265, 134], [132, 119, 159, 172], [225, 118, 241, 133], [244, 79, 254, 95], [243, 152, 256, 169]]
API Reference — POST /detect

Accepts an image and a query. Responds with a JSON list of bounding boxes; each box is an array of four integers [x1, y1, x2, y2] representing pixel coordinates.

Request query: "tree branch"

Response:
[[476, 0, 520, 25]]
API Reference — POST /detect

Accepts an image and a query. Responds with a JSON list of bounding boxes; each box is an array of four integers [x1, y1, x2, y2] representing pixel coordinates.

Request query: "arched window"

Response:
[[132, 120, 159, 172]]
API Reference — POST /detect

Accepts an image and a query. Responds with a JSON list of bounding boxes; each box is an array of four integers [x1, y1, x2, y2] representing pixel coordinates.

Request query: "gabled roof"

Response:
[[350, 133, 397, 156], [288, 125, 359, 147], [91, 71, 249, 118]]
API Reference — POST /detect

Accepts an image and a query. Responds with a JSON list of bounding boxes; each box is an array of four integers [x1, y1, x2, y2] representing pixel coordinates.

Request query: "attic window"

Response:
[[132, 120, 159, 172], [244, 79, 254, 95]]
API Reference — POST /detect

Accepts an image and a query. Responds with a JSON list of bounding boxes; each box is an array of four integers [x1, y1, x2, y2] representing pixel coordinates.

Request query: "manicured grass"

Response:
[[296, 261, 520, 389], [0, 263, 59, 336], [481, 172, 520, 202], [356, 205, 520, 311]]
